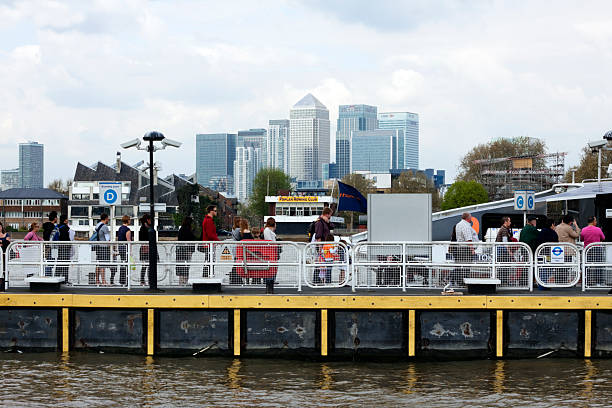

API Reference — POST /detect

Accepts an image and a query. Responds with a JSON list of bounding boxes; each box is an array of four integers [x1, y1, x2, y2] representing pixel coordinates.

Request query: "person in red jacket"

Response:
[[202, 205, 219, 241]]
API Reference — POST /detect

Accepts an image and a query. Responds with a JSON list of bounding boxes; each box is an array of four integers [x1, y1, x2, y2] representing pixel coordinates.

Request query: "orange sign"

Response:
[[470, 216, 480, 234], [277, 196, 318, 202]]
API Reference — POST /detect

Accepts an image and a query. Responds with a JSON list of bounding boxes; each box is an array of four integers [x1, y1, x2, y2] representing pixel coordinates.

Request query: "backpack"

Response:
[[307, 220, 317, 239], [50, 224, 60, 241], [89, 223, 104, 241]]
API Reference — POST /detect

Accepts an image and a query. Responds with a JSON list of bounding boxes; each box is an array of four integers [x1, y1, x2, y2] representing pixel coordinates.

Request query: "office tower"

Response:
[[195, 133, 237, 194], [237, 128, 267, 170], [350, 129, 404, 173], [268, 120, 290, 174], [0, 168, 19, 191], [336, 104, 378, 179], [289, 93, 330, 181], [19, 141, 44, 188], [234, 146, 260, 202], [377, 112, 419, 169]]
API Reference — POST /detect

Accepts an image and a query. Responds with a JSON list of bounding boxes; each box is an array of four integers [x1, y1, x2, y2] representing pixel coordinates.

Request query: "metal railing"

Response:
[[352, 242, 532, 291], [303, 242, 350, 288], [582, 243, 612, 291], [534, 243, 581, 288]]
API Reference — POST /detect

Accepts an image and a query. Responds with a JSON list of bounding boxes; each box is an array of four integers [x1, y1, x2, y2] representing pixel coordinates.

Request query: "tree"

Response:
[[248, 168, 292, 218], [564, 146, 612, 183], [441, 180, 488, 210], [47, 179, 72, 196], [458, 137, 546, 181], [174, 183, 217, 235], [391, 171, 441, 211]]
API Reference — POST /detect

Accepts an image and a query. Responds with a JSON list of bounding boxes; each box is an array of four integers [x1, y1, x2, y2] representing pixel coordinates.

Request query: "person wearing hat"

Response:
[[519, 215, 539, 253]]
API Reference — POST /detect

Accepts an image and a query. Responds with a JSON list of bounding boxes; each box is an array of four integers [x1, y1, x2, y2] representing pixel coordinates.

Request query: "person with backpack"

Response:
[[93, 213, 111, 285], [42, 211, 57, 241], [139, 214, 152, 286], [113, 215, 132, 286], [313, 207, 333, 242]]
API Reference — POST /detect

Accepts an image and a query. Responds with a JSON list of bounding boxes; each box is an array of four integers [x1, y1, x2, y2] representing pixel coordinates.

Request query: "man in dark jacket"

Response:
[[519, 215, 539, 253], [42, 211, 57, 241], [495, 217, 513, 242], [313, 207, 333, 242], [536, 218, 558, 248], [56, 214, 71, 283]]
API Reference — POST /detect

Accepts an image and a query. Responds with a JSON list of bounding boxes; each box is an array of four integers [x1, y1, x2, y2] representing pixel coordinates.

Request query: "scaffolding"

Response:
[[474, 152, 566, 201]]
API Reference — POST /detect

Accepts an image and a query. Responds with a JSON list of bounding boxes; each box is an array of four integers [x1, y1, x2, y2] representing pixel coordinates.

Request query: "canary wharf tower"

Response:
[[289, 94, 330, 181]]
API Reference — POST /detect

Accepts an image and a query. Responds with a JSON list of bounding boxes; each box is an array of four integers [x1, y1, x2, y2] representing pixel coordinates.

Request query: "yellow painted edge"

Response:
[[233, 309, 241, 356], [496, 310, 503, 358], [408, 310, 416, 357], [487, 296, 612, 310], [321, 309, 328, 357], [585, 310, 592, 358], [62, 308, 69, 353], [147, 309, 154, 356]]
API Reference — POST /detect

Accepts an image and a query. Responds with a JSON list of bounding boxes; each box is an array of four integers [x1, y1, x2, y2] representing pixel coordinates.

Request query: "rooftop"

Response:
[[292, 93, 327, 110], [0, 188, 67, 200]]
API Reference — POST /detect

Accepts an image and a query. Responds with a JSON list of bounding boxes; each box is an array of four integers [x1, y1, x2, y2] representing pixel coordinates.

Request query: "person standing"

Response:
[[56, 214, 71, 283], [263, 218, 278, 294], [176, 216, 196, 285], [0, 222, 10, 273], [536, 218, 558, 248], [495, 217, 513, 242], [519, 215, 539, 253], [556, 214, 581, 244], [231, 217, 242, 241], [581, 216, 606, 287], [114, 215, 132, 286], [455, 213, 478, 243], [202, 205, 219, 241], [139, 214, 152, 285], [94, 213, 111, 285], [313, 207, 333, 242], [42, 211, 58, 241], [24, 223, 43, 241]]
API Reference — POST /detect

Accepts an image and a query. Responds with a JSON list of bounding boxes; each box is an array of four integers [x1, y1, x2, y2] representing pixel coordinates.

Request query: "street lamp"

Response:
[[121, 131, 182, 291]]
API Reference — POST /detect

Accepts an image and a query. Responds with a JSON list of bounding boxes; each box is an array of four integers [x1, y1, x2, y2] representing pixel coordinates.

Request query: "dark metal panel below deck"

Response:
[[158, 310, 229, 353], [0, 309, 58, 349], [419, 311, 491, 352], [333, 311, 404, 351], [74, 309, 144, 350], [245, 310, 316, 351], [506, 311, 580, 356]]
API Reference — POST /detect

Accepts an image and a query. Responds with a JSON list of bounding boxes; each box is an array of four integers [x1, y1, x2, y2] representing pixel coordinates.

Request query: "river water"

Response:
[[0, 354, 610, 407]]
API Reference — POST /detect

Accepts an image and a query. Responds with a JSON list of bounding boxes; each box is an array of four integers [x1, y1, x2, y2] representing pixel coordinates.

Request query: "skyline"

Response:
[[2, 1, 612, 184]]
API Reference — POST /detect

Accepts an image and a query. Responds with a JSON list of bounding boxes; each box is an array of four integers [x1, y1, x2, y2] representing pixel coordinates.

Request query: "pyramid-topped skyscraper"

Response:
[[289, 94, 330, 181]]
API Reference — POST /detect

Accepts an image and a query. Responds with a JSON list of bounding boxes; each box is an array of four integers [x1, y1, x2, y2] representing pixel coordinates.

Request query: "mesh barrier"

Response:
[[353, 242, 532, 290], [583, 243, 612, 290], [303, 242, 350, 288], [534, 243, 581, 288]]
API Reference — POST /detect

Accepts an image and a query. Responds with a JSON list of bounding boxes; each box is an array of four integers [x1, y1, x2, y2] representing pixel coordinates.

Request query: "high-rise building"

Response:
[[195, 133, 237, 194], [377, 112, 419, 169], [350, 129, 404, 173], [19, 141, 44, 188], [289, 94, 330, 182], [336, 104, 378, 179], [234, 146, 260, 202], [237, 128, 267, 170], [268, 120, 290, 174], [0, 168, 19, 191]]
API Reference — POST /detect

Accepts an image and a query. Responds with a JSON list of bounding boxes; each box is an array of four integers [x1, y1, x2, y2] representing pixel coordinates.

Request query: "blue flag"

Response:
[[337, 181, 368, 213]]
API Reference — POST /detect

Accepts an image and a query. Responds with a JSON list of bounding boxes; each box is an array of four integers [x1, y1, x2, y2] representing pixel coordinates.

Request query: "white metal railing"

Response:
[[582, 243, 612, 291], [352, 242, 532, 291], [303, 242, 350, 288], [534, 243, 581, 288]]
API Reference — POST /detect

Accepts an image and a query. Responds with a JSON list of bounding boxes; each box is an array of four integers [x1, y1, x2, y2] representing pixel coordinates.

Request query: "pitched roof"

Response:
[[0, 188, 68, 199], [292, 93, 327, 110]]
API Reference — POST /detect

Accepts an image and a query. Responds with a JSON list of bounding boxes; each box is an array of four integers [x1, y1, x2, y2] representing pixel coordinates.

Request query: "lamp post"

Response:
[[121, 131, 182, 291]]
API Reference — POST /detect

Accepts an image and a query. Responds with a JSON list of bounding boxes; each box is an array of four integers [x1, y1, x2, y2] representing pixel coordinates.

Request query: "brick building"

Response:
[[0, 188, 68, 230]]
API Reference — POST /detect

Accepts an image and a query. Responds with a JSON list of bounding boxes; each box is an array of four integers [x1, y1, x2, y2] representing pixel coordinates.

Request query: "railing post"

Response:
[[297, 243, 302, 292], [402, 243, 407, 292]]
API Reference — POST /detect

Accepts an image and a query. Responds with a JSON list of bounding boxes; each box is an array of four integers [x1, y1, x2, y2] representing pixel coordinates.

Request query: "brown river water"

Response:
[[0, 354, 610, 407]]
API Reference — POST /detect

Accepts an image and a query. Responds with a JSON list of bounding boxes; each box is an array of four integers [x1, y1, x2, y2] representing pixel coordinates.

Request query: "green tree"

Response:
[[564, 146, 612, 183], [174, 184, 217, 235], [248, 168, 292, 218], [391, 171, 441, 212], [458, 136, 547, 181], [441, 180, 489, 210]]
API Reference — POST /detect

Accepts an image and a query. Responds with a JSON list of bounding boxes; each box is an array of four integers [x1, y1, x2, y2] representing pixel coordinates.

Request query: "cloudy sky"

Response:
[[1, 0, 612, 184]]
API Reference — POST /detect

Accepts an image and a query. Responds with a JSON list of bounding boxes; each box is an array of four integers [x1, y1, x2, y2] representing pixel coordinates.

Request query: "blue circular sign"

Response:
[[527, 196, 534, 209], [551, 246, 563, 256], [516, 196, 524, 208], [104, 189, 118, 204]]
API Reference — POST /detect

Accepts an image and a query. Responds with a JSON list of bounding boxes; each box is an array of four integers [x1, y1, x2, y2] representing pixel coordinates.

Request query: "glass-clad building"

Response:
[[19, 141, 44, 188], [237, 128, 267, 170], [377, 112, 419, 169], [195, 133, 236, 194], [350, 129, 404, 173], [268, 120, 290, 174], [336, 104, 377, 179]]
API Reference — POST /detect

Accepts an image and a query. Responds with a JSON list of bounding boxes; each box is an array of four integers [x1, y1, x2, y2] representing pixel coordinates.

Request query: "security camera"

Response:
[[161, 138, 182, 148], [120, 138, 141, 149], [588, 139, 607, 149], [604, 130, 612, 141]]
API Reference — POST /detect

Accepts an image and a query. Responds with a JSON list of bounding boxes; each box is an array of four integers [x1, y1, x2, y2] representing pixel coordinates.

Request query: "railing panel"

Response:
[[303, 242, 350, 288], [6, 241, 43, 287], [352, 243, 404, 289], [583, 243, 612, 290], [535, 243, 580, 288]]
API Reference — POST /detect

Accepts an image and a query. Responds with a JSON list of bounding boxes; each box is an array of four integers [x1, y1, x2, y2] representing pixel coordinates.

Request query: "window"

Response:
[[42, 199, 59, 206], [92, 206, 110, 217], [115, 206, 134, 217], [93, 193, 99, 200], [24, 212, 42, 218], [122, 193, 129, 201], [290, 207, 296, 216], [78, 219, 90, 226], [296, 207, 304, 216], [72, 194, 90, 200], [5, 211, 22, 217], [71, 207, 89, 217]]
